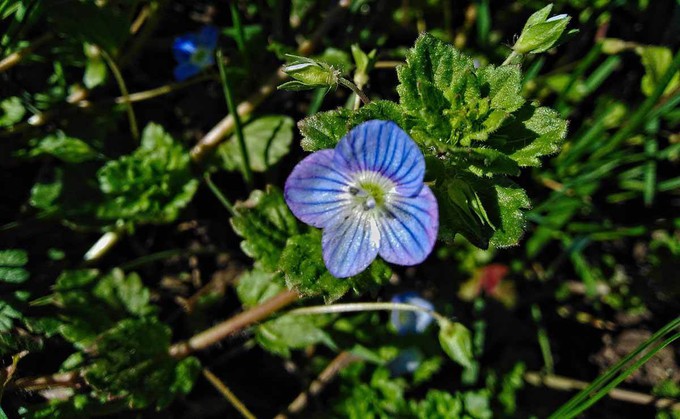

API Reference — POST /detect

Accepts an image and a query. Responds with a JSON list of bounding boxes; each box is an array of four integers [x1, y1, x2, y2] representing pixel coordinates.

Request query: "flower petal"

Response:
[[390, 292, 434, 335], [334, 120, 425, 196], [198, 25, 219, 50], [173, 62, 201, 81], [378, 185, 438, 265], [284, 149, 353, 228], [173, 35, 199, 62], [322, 211, 380, 278]]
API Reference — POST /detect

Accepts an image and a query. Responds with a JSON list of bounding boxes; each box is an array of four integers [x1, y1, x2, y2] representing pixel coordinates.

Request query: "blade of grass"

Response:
[[216, 49, 254, 189]]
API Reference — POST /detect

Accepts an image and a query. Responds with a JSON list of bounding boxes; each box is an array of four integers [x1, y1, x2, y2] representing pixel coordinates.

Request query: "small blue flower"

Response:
[[387, 347, 424, 377], [284, 120, 439, 278], [390, 292, 434, 335], [172, 26, 219, 81]]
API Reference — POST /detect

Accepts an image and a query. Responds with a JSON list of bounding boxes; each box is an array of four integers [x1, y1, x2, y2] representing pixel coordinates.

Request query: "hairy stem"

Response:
[[288, 301, 448, 324], [338, 77, 370, 105]]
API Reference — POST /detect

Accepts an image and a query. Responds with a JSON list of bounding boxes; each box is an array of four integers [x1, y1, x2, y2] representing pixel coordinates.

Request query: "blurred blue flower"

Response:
[[284, 120, 439, 278], [172, 26, 219, 81], [390, 291, 434, 335], [387, 347, 424, 377]]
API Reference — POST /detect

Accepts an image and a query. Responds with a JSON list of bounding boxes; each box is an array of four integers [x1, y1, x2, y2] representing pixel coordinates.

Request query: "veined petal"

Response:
[[284, 149, 353, 228], [174, 62, 201, 81], [378, 185, 438, 265], [322, 211, 380, 278], [390, 292, 434, 335], [173, 35, 199, 62], [334, 120, 425, 197]]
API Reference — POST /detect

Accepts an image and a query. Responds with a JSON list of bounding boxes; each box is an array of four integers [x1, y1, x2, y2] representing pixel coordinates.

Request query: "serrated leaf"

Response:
[[236, 269, 286, 307], [26, 134, 99, 163], [218, 115, 293, 172], [230, 186, 300, 271], [84, 318, 197, 409], [298, 107, 351, 151], [0, 96, 25, 127], [477, 64, 525, 113], [435, 174, 530, 248], [97, 123, 199, 224], [256, 314, 335, 357], [438, 319, 473, 369], [93, 269, 152, 316], [492, 103, 567, 167], [279, 230, 391, 303], [447, 148, 520, 176]]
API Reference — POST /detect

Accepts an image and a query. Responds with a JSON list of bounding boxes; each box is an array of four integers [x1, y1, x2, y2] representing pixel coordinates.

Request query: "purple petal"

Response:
[[378, 185, 438, 266], [173, 62, 201, 81], [173, 34, 199, 62], [198, 25, 219, 50], [334, 120, 425, 197], [322, 212, 379, 278], [284, 149, 353, 228]]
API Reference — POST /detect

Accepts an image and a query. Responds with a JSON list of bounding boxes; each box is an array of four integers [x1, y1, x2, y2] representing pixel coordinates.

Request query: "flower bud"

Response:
[[513, 5, 572, 54], [279, 55, 339, 91]]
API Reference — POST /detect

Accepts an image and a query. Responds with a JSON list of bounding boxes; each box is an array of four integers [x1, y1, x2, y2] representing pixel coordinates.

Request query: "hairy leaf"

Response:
[[298, 107, 351, 151], [256, 314, 335, 357], [230, 186, 300, 271]]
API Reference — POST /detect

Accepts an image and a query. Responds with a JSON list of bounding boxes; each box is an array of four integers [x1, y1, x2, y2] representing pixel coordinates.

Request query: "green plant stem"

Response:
[[338, 77, 370, 105], [531, 304, 554, 374], [217, 50, 254, 189], [203, 368, 256, 419], [204, 173, 236, 216], [288, 301, 448, 324], [502, 50, 520, 66], [100, 48, 139, 142]]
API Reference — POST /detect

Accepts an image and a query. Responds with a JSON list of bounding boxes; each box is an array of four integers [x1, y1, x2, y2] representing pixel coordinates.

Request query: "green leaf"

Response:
[[279, 230, 391, 303], [84, 318, 199, 409], [218, 115, 294, 172], [256, 314, 335, 357], [51, 269, 156, 348], [492, 103, 568, 167], [476, 64, 525, 114], [97, 123, 199, 224], [438, 319, 473, 369], [236, 268, 286, 307], [83, 55, 107, 89], [637, 46, 680, 97], [0, 249, 28, 284], [411, 390, 462, 419], [0, 96, 25, 127], [230, 186, 300, 271], [447, 148, 520, 176], [26, 134, 99, 163], [487, 179, 531, 248], [298, 107, 351, 151]]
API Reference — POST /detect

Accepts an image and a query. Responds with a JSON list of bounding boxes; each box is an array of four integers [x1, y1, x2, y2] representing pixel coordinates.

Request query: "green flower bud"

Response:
[[279, 55, 340, 91], [513, 4, 572, 54]]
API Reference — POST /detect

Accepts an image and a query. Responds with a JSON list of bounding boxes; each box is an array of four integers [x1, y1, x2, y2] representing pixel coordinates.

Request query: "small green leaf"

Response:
[[0, 249, 29, 284], [0, 96, 25, 127], [256, 314, 335, 357], [492, 103, 568, 167], [219, 115, 294, 172], [236, 269, 286, 307], [637, 45, 680, 97], [298, 107, 351, 151], [97, 123, 199, 224], [438, 319, 473, 369], [26, 134, 99, 163], [83, 56, 107, 89], [230, 186, 300, 271]]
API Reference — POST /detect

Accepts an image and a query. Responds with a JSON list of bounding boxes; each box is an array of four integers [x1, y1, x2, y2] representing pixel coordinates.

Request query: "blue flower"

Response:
[[387, 347, 424, 377], [284, 120, 439, 278], [390, 292, 434, 335], [172, 26, 219, 81]]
